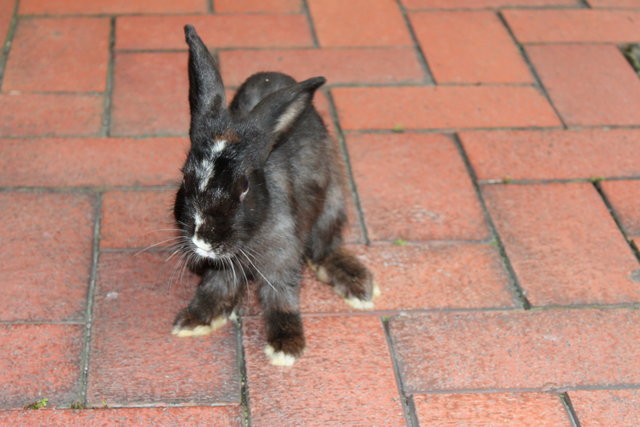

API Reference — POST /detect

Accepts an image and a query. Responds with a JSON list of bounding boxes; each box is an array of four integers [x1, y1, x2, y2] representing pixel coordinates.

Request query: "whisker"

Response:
[[134, 236, 185, 256], [143, 228, 184, 234], [164, 238, 190, 262], [239, 248, 277, 293], [167, 253, 184, 290], [234, 255, 250, 290], [244, 244, 278, 261], [165, 246, 185, 262], [177, 253, 191, 291], [227, 256, 238, 288]]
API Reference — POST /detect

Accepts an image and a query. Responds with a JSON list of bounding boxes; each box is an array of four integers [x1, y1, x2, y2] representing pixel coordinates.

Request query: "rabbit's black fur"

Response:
[[172, 25, 377, 366]]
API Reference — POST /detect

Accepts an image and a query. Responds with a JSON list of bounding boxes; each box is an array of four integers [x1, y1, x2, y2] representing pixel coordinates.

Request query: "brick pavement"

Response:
[[1, 0, 639, 424]]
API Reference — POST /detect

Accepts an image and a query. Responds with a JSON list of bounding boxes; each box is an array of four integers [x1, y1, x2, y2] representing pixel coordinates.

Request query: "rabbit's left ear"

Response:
[[246, 76, 325, 158], [185, 25, 226, 128]]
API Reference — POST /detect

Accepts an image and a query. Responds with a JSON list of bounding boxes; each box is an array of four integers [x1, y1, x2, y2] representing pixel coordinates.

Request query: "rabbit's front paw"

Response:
[[171, 308, 235, 337], [264, 344, 298, 367], [264, 311, 305, 366]]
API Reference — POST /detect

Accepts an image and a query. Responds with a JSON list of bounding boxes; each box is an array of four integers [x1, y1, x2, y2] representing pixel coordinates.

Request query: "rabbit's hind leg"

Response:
[[306, 191, 379, 309], [308, 247, 380, 310]]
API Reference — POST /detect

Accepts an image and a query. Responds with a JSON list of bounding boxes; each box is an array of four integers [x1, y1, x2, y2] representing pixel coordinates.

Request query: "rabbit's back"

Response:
[[230, 72, 297, 117]]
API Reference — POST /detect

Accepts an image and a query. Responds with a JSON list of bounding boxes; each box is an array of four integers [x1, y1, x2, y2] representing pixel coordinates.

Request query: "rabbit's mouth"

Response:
[[192, 235, 221, 260], [194, 247, 218, 259]]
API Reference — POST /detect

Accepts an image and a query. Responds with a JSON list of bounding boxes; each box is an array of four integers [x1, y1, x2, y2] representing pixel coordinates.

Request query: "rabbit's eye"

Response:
[[239, 176, 249, 201]]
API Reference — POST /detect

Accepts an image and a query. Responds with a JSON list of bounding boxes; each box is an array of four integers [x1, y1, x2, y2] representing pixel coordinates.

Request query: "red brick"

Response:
[[413, 393, 570, 426], [403, 0, 577, 8], [569, 390, 640, 426], [528, 45, 640, 126], [343, 197, 364, 244], [3, 18, 109, 92], [219, 48, 424, 87], [101, 190, 177, 249], [484, 183, 640, 305], [0, 407, 242, 425], [332, 86, 560, 130], [320, 89, 342, 128], [111, 52, 188, 136], [20, 0, 206, 14], [347, 133, 488, 240], [601, 180, 640, 237], [0, 138, 187, 187], [311, 89, 331, 125], [308, 0, 412, 47], [301, 243, 514, 312], [116, 15, 312, 50], [88, 252, 238, 406], [0, 193, 93, 321], [215, 0, 301, 13], [243, 316, 404, 426], [0, 0, 14, 46], [410, 11, 532, 84], [0, 93, 102, 137], [389, 309, 640, 391], [589, 0, 640, 6], [504, 10, 640, 43], [460, 129, 640, 181], [0, 324, 82, 409]]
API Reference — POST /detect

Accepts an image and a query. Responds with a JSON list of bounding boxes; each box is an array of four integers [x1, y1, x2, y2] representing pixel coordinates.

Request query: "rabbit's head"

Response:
[[175, 25, 325, 261]]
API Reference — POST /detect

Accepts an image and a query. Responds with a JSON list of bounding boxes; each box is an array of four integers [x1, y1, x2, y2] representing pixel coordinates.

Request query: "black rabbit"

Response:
[[172, 25, 379, 366]]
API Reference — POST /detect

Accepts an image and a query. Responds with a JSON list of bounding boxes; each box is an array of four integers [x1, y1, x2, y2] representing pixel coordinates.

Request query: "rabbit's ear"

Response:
[[185, 25, 225, 124], [248, 76, 326, 150]]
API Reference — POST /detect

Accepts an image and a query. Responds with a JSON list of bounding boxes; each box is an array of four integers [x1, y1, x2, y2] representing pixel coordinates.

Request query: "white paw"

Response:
[[343, 282, 381, 310], [306, 260, 331, 283], [373, 282, 381, 298], [210, 315, 229, 331], [344, 296, 374, 310], [171, 314, 229, 337], [264, 345, 297, 367], [171, 324, 213, 337], [228, 310, 239, 324], [315, 266, 331, 283]]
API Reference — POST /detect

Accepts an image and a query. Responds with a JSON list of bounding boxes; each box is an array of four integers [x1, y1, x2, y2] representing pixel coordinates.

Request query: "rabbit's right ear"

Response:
[[245, 76, 325, 162], [185, 25, 226, 127]]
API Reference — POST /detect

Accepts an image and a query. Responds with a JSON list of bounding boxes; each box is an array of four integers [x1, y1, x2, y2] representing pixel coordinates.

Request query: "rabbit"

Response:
[[171, 25, 379, 366]]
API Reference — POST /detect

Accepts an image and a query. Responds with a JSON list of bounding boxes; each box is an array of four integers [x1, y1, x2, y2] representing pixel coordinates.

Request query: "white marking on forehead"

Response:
[[198, 160, 214, 192], [194, 212, 204, 231], [197, 140, 227, 192]]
